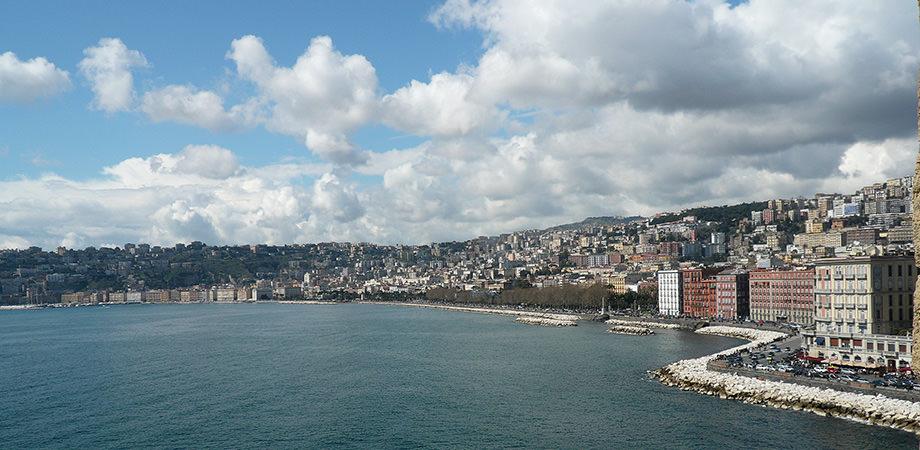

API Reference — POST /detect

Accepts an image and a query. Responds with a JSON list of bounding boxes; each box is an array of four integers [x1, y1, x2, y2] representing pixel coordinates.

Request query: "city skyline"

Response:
[[1, 0, 917, 249]]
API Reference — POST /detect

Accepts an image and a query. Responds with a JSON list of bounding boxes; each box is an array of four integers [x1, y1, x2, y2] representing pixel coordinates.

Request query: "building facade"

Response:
[[804, 256, 917, 369], [715, 269, 749, 320], [657, 269, 682, 316], [749, 267, 815, 324], [682, 267, 720, 318]]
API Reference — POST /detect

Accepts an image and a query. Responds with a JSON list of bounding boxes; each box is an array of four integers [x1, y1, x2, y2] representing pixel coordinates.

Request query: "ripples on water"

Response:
[[0, 303, 916, 449]]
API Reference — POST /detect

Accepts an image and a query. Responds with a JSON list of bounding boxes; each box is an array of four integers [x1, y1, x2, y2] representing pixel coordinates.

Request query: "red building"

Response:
[[762, 208, 775, 225], [715, 269, 749, 320], [681, 267, 721, 318], [749, 267, 815, 324]]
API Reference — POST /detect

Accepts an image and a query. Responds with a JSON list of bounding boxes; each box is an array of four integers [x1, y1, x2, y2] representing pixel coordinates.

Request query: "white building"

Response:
[[657, 269, 682, 316]]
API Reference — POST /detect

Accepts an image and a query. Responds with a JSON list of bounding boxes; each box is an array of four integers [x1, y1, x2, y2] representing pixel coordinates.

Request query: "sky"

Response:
[[0, 0, 917, 250]]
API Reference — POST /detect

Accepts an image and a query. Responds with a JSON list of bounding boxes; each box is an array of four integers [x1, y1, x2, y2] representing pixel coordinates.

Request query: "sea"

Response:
[[0, 303, 916, 449]]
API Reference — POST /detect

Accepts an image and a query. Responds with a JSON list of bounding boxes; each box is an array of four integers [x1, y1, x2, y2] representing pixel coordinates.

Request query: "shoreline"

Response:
[[652, 326, 920, 434], [0, 299, 342, 310], [356, 301, 584, 321]]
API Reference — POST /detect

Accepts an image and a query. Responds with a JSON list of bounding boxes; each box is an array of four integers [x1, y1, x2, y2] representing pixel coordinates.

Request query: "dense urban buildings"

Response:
[[1, 173, 918, 371]]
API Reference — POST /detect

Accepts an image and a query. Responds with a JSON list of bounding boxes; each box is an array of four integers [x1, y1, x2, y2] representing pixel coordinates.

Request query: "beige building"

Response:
[[805, 220, 825, 234], [793, 231, 844, 249], [804, 255, 916, 369]]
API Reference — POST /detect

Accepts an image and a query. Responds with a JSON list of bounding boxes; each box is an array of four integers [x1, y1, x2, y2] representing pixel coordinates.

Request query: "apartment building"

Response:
[[749, 267, 815, 325], [804, 256, 917, 369]]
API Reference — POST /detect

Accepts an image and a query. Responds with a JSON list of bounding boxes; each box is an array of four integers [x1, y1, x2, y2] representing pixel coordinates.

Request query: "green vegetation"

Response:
[[650, 201, 769, 226], [425, 284, 657, 312]]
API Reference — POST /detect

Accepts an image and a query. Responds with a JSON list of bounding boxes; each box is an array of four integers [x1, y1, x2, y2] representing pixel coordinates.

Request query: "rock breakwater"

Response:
[[605, 318, 682, 330], [608, 325, 654, 335], [515, 316, 578, 327], [652, 326, 920, 434]]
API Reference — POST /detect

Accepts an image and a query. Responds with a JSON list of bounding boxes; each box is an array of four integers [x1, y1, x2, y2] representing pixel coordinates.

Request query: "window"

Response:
[[866, 342, 874, 351], [889, 265, 893, 277], [899, 265, 903, 277], [900, 344, 907, 353]]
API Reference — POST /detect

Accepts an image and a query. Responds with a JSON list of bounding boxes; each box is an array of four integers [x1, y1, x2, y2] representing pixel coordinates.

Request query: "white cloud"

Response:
[[3, 1, 919, 249], [79, 38, 148, 112], [227, 35, 378, 165], [311, 172, 364, 222], [141, 85, 262, 131], [0, 51, 71, 102], [381, 72, 503, 136], [102, 144, 240, 187]]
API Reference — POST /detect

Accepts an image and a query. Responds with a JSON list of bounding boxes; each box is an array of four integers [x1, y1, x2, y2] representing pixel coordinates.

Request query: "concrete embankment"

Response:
[[652, 326, 920, 434], [515, 316, 578, 327], [608, 325, 654, 335]]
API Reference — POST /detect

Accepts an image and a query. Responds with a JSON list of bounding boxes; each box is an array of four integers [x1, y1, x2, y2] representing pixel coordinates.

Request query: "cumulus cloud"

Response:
[[0, 51, 71, 102], [141, 85, 262, 131], [0, 146, 318, 249], [2, 1, 918, 249], [79, 38, 148, 112], [381, 72, 503, 136], [227, 35, 378, 165], [102, 144, 240, 186]]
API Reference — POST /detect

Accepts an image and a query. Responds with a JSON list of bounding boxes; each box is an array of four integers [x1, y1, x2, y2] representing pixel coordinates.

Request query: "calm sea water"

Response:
[[0, 303, 915, 449]]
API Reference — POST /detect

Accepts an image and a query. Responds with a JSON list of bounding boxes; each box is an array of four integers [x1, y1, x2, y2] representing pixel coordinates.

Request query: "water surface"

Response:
[[0, 303, 915, 449]]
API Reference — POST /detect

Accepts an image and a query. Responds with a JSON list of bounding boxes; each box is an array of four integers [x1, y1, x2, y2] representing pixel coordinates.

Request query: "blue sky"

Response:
[[0, 0, 916, 249], [0, 0, 479, 179]]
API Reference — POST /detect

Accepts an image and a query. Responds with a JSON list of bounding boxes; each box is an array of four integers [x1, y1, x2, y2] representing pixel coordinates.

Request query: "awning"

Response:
[[800, 355, 825, 362]]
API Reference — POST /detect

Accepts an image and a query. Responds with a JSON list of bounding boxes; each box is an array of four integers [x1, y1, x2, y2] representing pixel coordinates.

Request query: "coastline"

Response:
[[356, 301, 584, 321], [652, 326, 920, 434]]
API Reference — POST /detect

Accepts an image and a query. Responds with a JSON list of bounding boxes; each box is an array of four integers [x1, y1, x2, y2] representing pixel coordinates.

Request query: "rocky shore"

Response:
[[515, 316, 578, 327], [652, 326, 920, 434], [608, 325, 654, 335]]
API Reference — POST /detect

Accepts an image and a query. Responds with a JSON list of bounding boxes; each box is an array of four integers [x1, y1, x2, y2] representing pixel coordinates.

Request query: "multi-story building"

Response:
[[657, 269, 682, 316], [607, 274, 628, 295], [886, 226, 912, 244], [715, 269, 749, 320], [215, 287, 237, 302], [570, 253, 609, 268], [682, 267, 720, 318], [843, 228, 878, 245], [749, 267, 815, 324], [804, 256, 917, 369]]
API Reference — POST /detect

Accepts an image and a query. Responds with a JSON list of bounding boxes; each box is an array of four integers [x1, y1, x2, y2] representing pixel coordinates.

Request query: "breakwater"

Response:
[[605, 318, 682, 330], [515, 316, 578, 327], [652, 326, 920, 434], [608, 325, 654, 335]]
